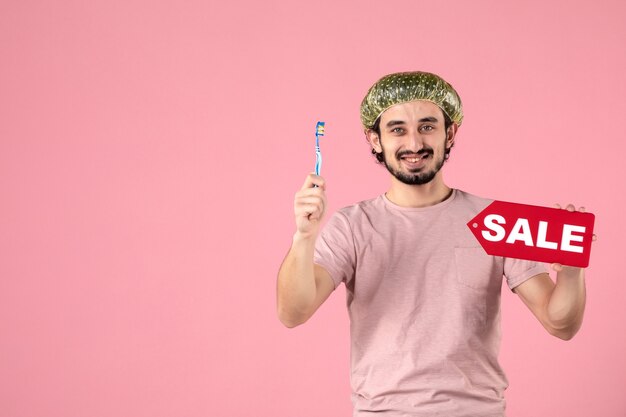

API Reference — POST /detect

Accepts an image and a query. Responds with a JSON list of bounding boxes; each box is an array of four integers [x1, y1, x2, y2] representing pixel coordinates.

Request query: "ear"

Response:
[[365, 129, 382, 153], [445, 123, 458, 150]]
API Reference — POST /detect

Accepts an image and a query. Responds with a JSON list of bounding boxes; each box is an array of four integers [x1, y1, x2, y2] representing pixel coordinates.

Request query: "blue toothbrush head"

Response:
[[316, 121, 325, 137]]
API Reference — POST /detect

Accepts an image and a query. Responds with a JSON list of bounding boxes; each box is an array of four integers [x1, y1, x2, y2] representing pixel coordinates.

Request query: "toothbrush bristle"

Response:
[[316, 121, 325, 136]]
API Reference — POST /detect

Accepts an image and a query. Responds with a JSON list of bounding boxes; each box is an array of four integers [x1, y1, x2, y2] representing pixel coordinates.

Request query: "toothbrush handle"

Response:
[[315, 147, 322, 176]]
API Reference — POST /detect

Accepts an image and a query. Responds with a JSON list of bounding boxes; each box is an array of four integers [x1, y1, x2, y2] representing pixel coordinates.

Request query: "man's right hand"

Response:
[[294, 173, 327, 238], [278, 173, 334, 328]]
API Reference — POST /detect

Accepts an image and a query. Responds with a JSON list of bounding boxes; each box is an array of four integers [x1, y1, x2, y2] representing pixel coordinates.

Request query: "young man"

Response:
[[276, 71, 587, 417]]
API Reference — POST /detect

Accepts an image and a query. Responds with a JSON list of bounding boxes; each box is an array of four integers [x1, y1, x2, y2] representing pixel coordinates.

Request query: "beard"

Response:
[[380, 146, 446, 185]]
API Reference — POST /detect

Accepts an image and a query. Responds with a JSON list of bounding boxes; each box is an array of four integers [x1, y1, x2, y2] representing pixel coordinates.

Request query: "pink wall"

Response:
[[1, 0, 624, 416]]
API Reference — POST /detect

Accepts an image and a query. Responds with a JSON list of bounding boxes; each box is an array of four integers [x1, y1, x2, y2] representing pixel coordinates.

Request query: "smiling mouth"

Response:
[[400, 153, 431, 162]]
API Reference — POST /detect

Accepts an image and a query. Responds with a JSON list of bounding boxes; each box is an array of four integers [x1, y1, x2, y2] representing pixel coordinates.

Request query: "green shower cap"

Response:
[[360, 71, 464, 129]]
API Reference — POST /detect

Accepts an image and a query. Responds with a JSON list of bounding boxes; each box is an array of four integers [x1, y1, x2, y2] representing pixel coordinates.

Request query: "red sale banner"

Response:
[[467, 201, 595, 268]]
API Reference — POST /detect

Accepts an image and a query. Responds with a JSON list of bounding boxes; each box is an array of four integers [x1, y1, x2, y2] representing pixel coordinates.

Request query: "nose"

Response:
[[406, 130, 425, 153]]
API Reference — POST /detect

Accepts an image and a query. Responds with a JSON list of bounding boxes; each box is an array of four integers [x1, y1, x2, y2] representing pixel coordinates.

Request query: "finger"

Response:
[[554, 203, 561, 209], [298, 187, 327, 198], [297, 203, 321, 218], [295, 196, 323, 211], [592, 234, 597, 241], [551, 262, 563, 272], [296, 192, 326, 208], [301, 173, 326, 190], [297, 195, 324, 206], [565, 204, 575, 212], [579, 206, 586, 213], [296, 197, 325, 216], [301, 173, 315, 188]]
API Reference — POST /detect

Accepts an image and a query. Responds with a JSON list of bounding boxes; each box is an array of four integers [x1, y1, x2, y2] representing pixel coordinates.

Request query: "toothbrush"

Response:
[[315, 121, 325, 178]]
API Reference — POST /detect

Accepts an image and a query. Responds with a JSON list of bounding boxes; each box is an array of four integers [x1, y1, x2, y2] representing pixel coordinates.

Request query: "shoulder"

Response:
[[321, 195, 385, 236], [453, 189, 496, 214], [335, 195, 385, 220]]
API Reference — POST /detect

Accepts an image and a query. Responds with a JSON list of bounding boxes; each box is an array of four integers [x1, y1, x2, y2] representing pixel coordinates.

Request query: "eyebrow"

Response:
[[385, 116, 439, 128], [385, 120, 406, 128]]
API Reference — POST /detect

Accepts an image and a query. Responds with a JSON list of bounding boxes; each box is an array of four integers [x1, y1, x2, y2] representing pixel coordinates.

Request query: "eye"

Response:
[[391, 127, 405, 134], [420, 125, 434, 132]]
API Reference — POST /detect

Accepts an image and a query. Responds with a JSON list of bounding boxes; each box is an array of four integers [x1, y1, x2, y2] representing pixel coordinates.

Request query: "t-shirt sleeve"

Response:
[[313, 211, 356, 290], [503, 257, 550, 292]]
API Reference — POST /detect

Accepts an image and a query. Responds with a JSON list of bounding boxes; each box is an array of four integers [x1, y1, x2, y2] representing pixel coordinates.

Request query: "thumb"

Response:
[[550, 262, 563, 272]]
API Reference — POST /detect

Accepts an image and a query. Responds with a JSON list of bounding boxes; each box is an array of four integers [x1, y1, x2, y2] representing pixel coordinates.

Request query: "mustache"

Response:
[[397, 148, 433, 158]]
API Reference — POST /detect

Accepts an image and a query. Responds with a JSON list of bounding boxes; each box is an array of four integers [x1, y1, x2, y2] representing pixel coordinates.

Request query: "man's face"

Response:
[[368, 100, 456, 185]]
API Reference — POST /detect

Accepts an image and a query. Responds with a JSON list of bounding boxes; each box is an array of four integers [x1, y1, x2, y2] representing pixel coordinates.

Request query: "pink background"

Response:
[[1, 1, 624, 416]]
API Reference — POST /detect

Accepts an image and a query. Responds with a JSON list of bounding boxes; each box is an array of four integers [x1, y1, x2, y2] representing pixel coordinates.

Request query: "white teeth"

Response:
[[409, 157, 420, 162]]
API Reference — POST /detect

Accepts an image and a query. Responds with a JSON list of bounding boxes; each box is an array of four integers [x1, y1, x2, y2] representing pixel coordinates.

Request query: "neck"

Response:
[[385, 174, 452, 208]]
